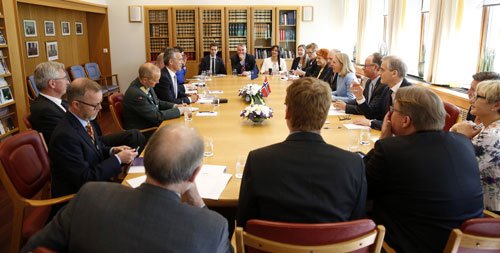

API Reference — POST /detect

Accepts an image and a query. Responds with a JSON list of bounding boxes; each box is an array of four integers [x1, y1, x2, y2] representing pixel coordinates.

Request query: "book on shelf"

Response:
[[279, 30, 296, 41], [280, 11, 296, 25], [0, 78, 7, 87], [0, 86, 14, 104], [0, 31, 6, 45], [1, 116, 14, 132], [0, 107, 9, 117]]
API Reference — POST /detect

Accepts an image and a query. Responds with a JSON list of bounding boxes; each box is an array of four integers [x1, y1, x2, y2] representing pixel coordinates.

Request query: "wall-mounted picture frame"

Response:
[[46, 41, 58, 61], [0, 86, 13, 104], [44, 21, 55, 36], [302, 6, 314, 22], [26, 41, 39, 58], [61, 21, 70, 36], [129, 6, 142, 23], [24, 20, 37, 37], [75, 22, 83, 35]]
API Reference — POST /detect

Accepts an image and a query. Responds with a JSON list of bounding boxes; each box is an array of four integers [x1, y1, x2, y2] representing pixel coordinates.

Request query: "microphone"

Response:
[[212, 98, 228, 104]]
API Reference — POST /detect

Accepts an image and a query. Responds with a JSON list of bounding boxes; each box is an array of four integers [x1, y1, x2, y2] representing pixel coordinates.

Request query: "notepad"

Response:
[[328, 106, 348, 116], [343, 124, 371, 130], [197, 98, 213, 104], [126, 175, 146, 188], [195, 165, 232, 200], [128, 157, 145, 173]]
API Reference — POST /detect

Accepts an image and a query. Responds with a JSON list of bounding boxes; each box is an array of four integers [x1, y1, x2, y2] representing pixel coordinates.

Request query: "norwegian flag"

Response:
[[260, 77, 271, 97]]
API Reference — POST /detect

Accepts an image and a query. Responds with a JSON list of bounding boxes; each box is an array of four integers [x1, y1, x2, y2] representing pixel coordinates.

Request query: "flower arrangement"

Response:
[[240, 104, 273, 123], [238, 84, 263, 103]]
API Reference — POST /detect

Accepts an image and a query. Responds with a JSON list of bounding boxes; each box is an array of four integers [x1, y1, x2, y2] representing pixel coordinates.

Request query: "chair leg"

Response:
[[10, 202, 25, 253]]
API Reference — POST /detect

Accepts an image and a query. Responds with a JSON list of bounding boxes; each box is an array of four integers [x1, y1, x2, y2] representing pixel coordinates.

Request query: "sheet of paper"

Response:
[[185, 90, 197, 94], [371, 137, 379, 142], [343, 124, 371, 130], [215, 74, 226, 77], [126, 175, 146, 188], [195, 173, 232, 200], [197, 98, 213, 104], [200, 164, 226, 174], [197, 111, 218, 116], [209, 90, 223, 94], [128, 166, 145, 173], [328, 106, 348, 116]]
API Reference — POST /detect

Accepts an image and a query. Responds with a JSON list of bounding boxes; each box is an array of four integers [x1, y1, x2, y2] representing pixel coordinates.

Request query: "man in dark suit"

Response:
[[199, 43, 227, 75], [49, 78, 138, 199], [326, 49, 341, 91], [237, 77, 367, 228], [123, 63, 185, 137], [364, 86, 484, 252], [465, 72, 500, 121], [28, 62, 145, 149], [154, 48, 198, 104], [22, 125, 233, 252], [334, 53, 389, 115], [352, 55, 412, 130], [230, 43, 257, 76]]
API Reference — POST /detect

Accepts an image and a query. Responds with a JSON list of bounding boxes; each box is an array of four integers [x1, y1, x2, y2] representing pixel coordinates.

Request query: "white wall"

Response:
[[106, 0, 343, 91]]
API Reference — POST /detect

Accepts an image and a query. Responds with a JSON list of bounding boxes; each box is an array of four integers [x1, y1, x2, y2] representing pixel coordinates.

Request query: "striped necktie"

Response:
[[86, 122, 95, 144]]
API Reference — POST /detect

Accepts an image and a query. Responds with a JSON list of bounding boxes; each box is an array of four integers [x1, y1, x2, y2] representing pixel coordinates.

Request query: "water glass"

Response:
[[360, 128, 371, 145], [347, 129, 360, 152], [235, 155, 246, 178], [232, 69, 237, 76], [184, 106, 193, 121], [204, 137, 213, 157], [201, 70, 207, 81]]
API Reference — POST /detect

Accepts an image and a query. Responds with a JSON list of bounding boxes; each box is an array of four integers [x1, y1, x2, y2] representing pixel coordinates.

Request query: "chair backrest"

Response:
[[444, 218, 500, 253], [0, 130, 50, 199], [84, 62, 101, 80], [69, 65, 87, 80], [108, 92, 125, 131], [23, 113, 32, 129], [27, 74, 39, 98], [443, 101, 460, 131], [237, 219, 385, 253]]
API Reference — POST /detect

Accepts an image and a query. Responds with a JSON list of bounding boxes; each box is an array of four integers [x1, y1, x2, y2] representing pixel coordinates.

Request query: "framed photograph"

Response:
[[44, 21, 55, 36], [1, 87, 13, 104], [75, 22, 83, 35], [302, 6, 314, 22], [24, 20, 37, 37], [61, 21, 70, 36], [129, 6, 142, 23], [46, 41, 58, 61], [26, 41, 39, 58]]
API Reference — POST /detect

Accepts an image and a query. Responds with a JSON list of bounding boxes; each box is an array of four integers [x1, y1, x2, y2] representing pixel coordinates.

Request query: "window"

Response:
[[481, 4, 500, 72]]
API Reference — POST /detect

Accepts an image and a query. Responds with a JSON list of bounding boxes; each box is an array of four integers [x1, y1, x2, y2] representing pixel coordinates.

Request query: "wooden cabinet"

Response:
[[225, 7, 249, 74], [251, 6, 275, 70], [199, 7, 225, 65], [172, 7, 199, 78], [277, 6, 300, 69], [145, 7, 172, 62]]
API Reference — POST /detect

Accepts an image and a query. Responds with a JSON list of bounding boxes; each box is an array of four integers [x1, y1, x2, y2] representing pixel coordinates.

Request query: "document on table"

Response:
[[197, 98, 214, 104], [128, 157, 145, 173], [197, 111, 218, 116], [195, 165, 232, 200], [328, 106, 349, 116], [126, 175, 146, 188], [343, 124, 371, 130], [209, 90, 223, 94]]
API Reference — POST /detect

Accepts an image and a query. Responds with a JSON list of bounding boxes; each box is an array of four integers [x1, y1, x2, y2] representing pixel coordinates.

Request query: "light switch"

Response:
[[103, 48, 108, 53]]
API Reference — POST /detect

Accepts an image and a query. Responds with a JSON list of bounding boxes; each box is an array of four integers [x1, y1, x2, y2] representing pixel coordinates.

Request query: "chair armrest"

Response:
[[139, 127, 158, 133], [484, 209, 500, 218], [25, 194, 75, 207]]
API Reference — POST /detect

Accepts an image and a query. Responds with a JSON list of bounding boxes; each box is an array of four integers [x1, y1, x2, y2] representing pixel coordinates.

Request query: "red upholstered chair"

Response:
[[23, 113, 32, 129], [236, 219, 385, 253], [0, 130, 74, 252], [443, 218, 500, 253], [108, 93, 157, 133], [443, 101, 460, 131]]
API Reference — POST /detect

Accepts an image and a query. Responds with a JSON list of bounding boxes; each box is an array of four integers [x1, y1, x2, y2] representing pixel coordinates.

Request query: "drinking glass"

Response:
[[184, 106, 193, 121], [360, 128, 371, 145], [347, 129, 360, 152], [235, 155, 246, 178], [204, 137, 213, 157]]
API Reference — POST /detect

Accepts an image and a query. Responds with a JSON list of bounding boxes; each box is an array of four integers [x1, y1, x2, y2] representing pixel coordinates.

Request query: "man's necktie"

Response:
[[61, 100, 68, 111], [386, 89, 393, 112], [86, 122, 95, 144], [212, 58, 216, 75], [367, 81, 375, 103], [173, 75, 178, 99]]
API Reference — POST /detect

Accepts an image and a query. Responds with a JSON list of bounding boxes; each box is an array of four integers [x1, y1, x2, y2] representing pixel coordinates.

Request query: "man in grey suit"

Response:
[[22, 124, 233, 253]]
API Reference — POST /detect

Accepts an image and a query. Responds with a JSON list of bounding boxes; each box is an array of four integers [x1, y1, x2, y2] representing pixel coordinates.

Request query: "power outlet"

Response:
[[103, 48, 108, 53]]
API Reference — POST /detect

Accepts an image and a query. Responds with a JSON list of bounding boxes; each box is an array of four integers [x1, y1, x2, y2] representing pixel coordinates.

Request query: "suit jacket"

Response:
[[316, 66, 333, 83], [49, 112, 121, 198], [28, 95, 67, 144], [230, 53, 256, 74], [290, 57, 301, 70], [360, 78, 412, 130], [155, 67, 190, 104], [123, 78, 180, 130], [237, 132, 367, 228], [345, 77, 388, 115], [22, 182, 232, 253], [304, 59, 320, 77], [364, 131, 484, 253], [199, 55, 227, 75]]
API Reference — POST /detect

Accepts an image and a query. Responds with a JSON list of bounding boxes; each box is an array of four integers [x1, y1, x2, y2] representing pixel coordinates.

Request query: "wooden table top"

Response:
[[123, 75, 379, 206]]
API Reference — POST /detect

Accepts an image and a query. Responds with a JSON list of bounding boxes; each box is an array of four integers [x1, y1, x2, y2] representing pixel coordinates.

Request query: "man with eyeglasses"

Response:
[[48, 78, 138, 217], [294, 43, 320, 77], [333, 53, 389, 116], [28, 62, 146, 150], [363, 86, 484, 252]]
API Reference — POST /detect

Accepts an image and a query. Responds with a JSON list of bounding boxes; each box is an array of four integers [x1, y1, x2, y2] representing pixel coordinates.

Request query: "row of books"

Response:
[[150, 24, 169, 37], [202, 37, 222, 51], [254, 48, 296, 59], [254, 24, 272, 39], [279, 29, 296, 41], [175, 24, 195, 36], [0, 116, 15, 136], [0, 51, 10, 75], [279, 11, 297, 25], [175, 10, 195, 23], [228, 38, 247, 51], [0, 31, 6, 45], [228, 23, 247, 36], [279, 49, 296, 59], [202, 10, 222, 22], [149, 10, 169, 22], [254, 10, 272, 23], [202, 23, 222, 37], [176, 38, 196, 51], [150, 38, 169, 52], [228, 10, 247, 22], [184, 52, 196, 61]]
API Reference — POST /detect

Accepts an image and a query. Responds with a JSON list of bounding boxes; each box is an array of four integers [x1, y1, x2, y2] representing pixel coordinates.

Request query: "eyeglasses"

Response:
[[53, 77, 69, 82], [473, 93, 487, 100], [390, 105, 407, 116], [363, 64, 376, 68], [77, 100, 102, 111]]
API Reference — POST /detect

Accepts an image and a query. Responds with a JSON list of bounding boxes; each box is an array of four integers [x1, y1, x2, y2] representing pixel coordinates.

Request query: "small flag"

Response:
[[261, 77, 271, 97]]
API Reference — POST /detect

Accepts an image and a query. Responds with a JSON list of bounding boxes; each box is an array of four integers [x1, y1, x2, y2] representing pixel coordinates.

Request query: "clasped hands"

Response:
[[113, 145, 139, 164]]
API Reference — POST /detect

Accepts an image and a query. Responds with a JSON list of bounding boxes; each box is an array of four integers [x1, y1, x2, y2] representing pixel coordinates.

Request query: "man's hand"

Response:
[[238, 53, 245, 62], [450, 121, 481, 139], [294, 69, 305, 76], [189, 94, 199, 103], [182, 182, 205, 208], [241, 71, 249, 76], [379, 111, 393, 139], [333, 100, 346, 111], [116, 149, 138, 164], [112, 145, 133, 154], [352, 118, 371, 126], [350, 80, 364, 100]]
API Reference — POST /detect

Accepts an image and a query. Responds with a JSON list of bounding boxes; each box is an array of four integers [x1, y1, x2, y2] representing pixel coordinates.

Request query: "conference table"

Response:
[[122, 75, 380, 207]]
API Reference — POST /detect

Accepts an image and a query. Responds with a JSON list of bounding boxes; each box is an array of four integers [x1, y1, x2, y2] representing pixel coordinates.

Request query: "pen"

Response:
[[199, 111, 214, 113], [323, 127, 342, 129]]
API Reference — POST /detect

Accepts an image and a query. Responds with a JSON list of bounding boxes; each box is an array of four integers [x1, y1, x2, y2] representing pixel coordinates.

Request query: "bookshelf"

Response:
[[145, 7, 172, 62], [172, 7, 199, 78], [277, 7, 300, 63], [0, 2, 19, 139], [199, 7, 225, 63], [251, 7, 275, 70], [225, 7, 250, 74]]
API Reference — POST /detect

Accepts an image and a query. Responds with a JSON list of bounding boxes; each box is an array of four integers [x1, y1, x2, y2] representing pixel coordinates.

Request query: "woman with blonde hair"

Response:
[[331, 53, 355, 103], [451, 80, 500, 215]]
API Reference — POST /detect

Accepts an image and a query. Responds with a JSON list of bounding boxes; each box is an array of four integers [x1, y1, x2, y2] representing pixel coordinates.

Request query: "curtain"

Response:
[[357, 0, 385, 64], [339, 0, 359, 62]]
